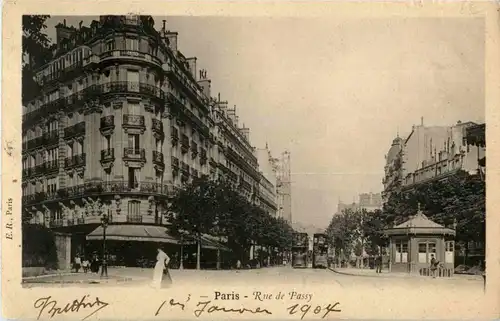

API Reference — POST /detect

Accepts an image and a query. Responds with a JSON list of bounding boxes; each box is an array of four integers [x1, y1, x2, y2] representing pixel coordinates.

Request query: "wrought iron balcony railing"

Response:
[[64, 122, 86, 139], [42, 131, 59, 146], [152, 118, 164, 138], [181, 162, 190, 175], [123, 114, 145, 129], [181, 134, 189, 154], [191, 142, 198, 159], [123, 148, 146, 161], [100, 115, 115, 131], [171, 156, 180, 169], [65, 153, 86, 168], [171, 127, 179, 146], [152, 150, 165, 167], [101, 148, 115, 162], [200, 148, 208, 165]]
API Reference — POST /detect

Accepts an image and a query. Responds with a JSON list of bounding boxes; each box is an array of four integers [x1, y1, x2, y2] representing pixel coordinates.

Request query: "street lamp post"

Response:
[[101, 213, 109, 278]]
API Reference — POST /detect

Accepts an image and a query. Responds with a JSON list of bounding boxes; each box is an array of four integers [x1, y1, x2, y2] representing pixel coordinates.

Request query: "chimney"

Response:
[[165, 32, 178, 52], [186, 57, 197, 78], [55, 23, 75, 49], [240, 126, 250, 142], [421, 117, 424, 126], [198, 79, 211, 97]]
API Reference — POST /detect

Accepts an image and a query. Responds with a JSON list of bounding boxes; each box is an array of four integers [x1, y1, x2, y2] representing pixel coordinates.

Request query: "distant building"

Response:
[[382, 118, 486, 202], [358, 192, 382, 211], [337, 192, 382, 214], [275, 151, 292, 223], [256, 144, 278, 217]]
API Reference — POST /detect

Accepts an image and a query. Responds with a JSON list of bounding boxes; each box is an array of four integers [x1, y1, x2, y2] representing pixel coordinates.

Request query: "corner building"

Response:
[[22, 16, 257, 267]]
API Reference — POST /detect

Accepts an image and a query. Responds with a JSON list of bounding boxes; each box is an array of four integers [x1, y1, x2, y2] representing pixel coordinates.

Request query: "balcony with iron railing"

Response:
[[44, 160, 59, 174], [200, 148, 208, 165], [50, 219, 64, 228], [100, 50, 162, 68], [100, 115, 115, 135], [100, 82, 164, 101], [163, 63, 209, 112], [101, 148, 115, 163], [64, 122, 86, 139], [123, 148, 146, 162], [191, 142, 198, 159], [166, 92, 210, 136], [152, 118, 164, 139], [181, 162, 190, 175], [39, 60, 84, 86], [42, 131, 59, 147], [171, 156, 180, 169], [171, 127, 179, 146], [123, 114, 145, 131], [181, 134, 190, 154], [22, 168, 32, 179], [152, 150, 165, 168], [22, 181, 174, 207], [24, 136, 44, 152], [65, 153, 86, 169]]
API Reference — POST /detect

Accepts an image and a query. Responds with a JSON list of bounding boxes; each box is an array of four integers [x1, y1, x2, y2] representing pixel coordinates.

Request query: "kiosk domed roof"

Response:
[[384, 204, 455, 236], [394, 211, 444, 229]]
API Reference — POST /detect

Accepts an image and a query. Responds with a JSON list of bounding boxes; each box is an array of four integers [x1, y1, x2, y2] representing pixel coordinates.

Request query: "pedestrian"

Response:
[[151, 248, 171, 289], [82, 257, 89, 273], [73, 254, 81, 273], [430, 254, 439, 278], [91, 253, 100, 274], [236, 259, 242, 269], [101, 252, 108, 278], [376, 254, 382, 273]]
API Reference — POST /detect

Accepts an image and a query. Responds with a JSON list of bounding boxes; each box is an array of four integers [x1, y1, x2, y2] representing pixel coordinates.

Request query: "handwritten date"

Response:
[[287, 302, 341, 320]]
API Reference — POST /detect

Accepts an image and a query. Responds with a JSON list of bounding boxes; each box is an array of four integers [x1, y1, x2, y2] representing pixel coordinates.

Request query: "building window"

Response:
[[394, 240, 408, 263], [128, 167, 139, 190], [127, 70, 140, 91], [106, 40, 115, 52], [156, 138, 161, 152], [128, 134, 140, 153], [418, 241, 437, 263], [127, 200, 141, 219], [126, 37, 139, 51]]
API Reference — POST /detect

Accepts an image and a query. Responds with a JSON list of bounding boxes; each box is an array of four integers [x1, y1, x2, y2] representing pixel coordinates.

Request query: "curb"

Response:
[[22, 276, 134, 284], [328, 268, 483, 281], [22, 272, 75, 280]]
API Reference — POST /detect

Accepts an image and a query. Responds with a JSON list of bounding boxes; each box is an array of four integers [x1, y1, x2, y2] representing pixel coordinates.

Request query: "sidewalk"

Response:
[[22, 265, 288, 285], [330, 267, 483, 281], [22, 271, 136, 285]]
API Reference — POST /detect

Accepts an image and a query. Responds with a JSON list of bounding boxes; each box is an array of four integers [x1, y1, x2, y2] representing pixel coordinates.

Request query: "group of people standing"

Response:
[[73, 253, 103, 274]]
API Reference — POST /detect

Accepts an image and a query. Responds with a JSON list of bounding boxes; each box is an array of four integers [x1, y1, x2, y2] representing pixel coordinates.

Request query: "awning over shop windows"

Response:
[[185, 234, 232, 252], [86, 225, 179, 244]]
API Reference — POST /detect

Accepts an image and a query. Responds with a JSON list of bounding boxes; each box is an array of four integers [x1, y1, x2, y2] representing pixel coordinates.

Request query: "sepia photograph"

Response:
[[3, 2, 499, 320]]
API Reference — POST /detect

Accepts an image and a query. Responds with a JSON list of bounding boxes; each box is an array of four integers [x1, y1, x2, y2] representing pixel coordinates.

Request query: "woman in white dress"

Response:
[[151, 248, 171, 289]]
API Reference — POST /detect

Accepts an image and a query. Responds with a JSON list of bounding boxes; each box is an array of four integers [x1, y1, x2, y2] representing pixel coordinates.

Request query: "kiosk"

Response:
[[384, 204, 456, 277]]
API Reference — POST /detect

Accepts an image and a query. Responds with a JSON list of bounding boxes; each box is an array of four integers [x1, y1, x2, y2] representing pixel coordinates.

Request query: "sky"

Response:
[[44, 16, 485, 229]]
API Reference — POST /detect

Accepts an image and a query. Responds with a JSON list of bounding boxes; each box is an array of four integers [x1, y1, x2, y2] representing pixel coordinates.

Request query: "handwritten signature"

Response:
[[33, 295, 109, 320]]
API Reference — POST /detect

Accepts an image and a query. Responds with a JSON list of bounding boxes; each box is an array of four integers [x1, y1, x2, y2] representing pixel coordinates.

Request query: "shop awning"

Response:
[[86, 225, 180, 244], [185, 234, 232, 252]]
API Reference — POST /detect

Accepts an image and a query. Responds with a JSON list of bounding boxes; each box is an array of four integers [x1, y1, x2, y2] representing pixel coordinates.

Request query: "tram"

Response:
[[292, 232, 309, 268], [312, 233, 328, 269]]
